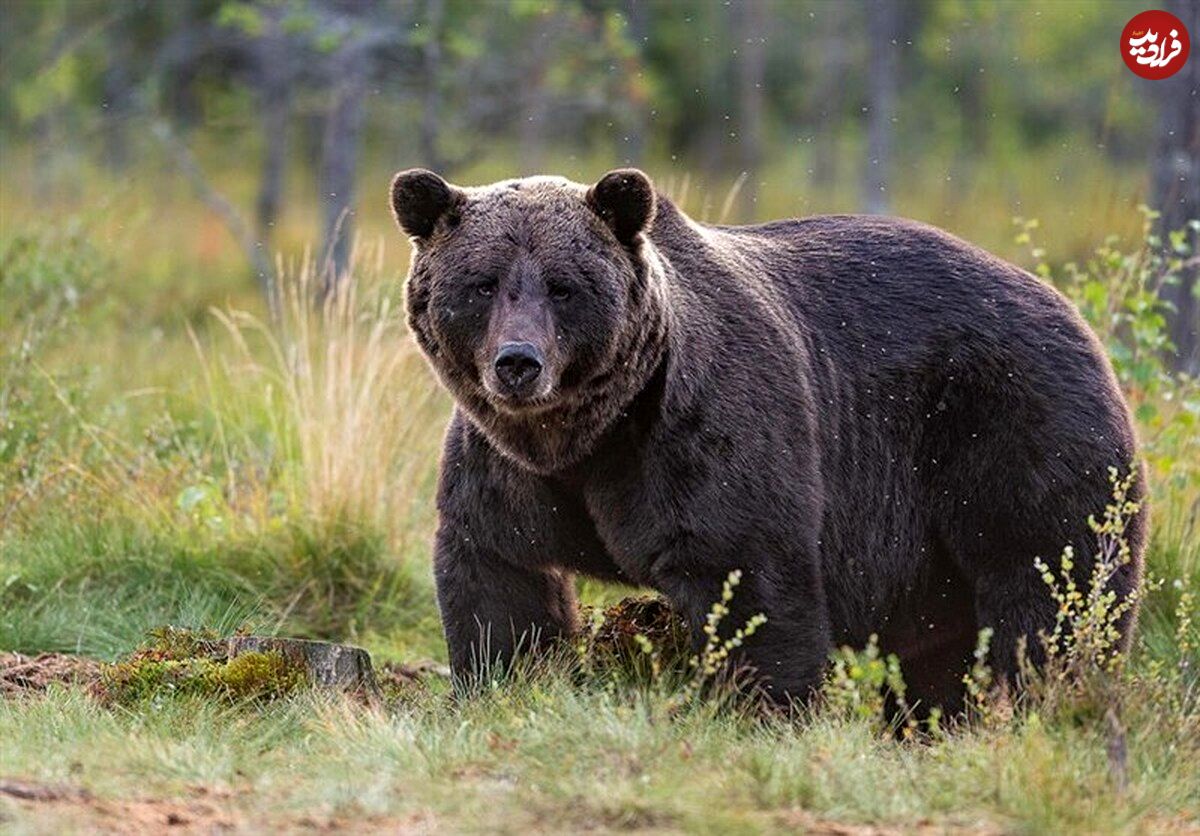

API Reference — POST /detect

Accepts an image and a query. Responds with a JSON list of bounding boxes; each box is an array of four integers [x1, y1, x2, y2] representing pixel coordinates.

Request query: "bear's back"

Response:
[[649, 206, 1106, 390], [662, 210, 1061, 329]]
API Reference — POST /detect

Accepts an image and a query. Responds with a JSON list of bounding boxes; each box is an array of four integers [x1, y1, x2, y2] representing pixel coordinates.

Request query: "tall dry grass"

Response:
[[198, 239, 447, 551]]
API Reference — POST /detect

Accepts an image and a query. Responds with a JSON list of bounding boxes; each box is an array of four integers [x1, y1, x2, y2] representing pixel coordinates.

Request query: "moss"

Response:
[[143, 625, 222, 659], [96, 628, 306, 706], [207, 651, 305, 699]]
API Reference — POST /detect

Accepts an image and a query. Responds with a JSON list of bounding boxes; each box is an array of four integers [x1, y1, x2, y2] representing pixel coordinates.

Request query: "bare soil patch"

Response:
[[1, 779, 439, 834]]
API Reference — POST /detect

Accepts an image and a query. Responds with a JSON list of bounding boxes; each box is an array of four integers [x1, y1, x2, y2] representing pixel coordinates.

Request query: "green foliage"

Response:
[[691, 570, 767, 677], [571, 573, 768, 711], [1033, 467, 1146, 675], [962, 626, 994, 723], [0, 506, 434, 659], [1029, 208, 1191, 394], [0, 0, 1164, 199], [674, 569, 767, 706], [1016, 211, 1200, 492], [216, 1, 265, 37], [0, 222, 110, 511], [823, 634, 906, 725], [0, 221, 107, 346]]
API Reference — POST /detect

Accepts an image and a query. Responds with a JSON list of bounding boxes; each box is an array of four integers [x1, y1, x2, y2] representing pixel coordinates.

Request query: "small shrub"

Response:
[[0, 221, 109, 510], [573, 573, 767, 709], [670, 569, 768, 708], [690, 570, 768, 679], [824, 634, 905, 723], [0, 220, 107, 334], [1032, 467, 1146, 681], [821, 634, 944, 738]]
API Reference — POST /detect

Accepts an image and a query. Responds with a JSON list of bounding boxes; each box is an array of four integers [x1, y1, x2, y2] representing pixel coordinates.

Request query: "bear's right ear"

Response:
[[390, 169, 462, 241], [587, 168, 656, 246]]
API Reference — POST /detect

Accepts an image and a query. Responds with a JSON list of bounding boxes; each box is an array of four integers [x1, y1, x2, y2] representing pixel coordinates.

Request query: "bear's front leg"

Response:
[[434, 525, 579, 688], [653, 556, 831, 704]]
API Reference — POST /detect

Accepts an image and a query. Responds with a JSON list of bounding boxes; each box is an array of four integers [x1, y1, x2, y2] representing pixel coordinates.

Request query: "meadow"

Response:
[[1, 145, 1198, 833]]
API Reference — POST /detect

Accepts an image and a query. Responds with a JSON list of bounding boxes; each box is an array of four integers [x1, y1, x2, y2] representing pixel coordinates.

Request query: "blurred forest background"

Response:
[[2, 4, 1200, 829], [1, 0, 1196, 370]]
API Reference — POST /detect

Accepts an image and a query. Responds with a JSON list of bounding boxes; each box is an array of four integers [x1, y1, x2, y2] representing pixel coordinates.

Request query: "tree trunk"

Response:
[[255, 8, 292, 239], [810, 3, 847, 189], [1149, 0, 1199, 373], [623, 0, 650, 166], [863, 0, 900, 214], [101, 30, 133, 171], [256, 89, 290, 239], [319, 39, 370, 296], [418, 0, 448, 173], [733, 0, 767, 216]]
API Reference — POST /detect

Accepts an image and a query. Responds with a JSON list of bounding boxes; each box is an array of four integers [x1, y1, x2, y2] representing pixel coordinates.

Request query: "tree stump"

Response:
[[223, 636, 378, 696]]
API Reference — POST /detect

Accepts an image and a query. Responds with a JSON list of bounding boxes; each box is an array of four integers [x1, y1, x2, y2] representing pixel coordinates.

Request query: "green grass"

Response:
[[0, 513, 442, 660], [1, 156, 1198, 833], [1, 670, 1196, 833]]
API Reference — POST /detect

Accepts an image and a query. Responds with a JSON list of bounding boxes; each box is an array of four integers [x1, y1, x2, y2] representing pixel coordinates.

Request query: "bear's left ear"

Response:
[[390, 168, 463, 241], [587, 168, 656, 246]]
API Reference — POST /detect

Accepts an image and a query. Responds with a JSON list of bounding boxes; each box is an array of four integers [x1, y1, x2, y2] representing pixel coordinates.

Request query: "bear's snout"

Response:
[[494, 342, 545, 395]]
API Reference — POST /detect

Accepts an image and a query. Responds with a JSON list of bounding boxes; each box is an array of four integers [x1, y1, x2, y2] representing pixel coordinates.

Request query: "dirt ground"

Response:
[[0, 779, 441, 834], [2, 776, 1006, 836], [0, 652, 102, 697]]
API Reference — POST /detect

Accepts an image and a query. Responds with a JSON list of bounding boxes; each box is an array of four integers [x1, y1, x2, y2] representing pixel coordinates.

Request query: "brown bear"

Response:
[[390, 167, 1145, 710]]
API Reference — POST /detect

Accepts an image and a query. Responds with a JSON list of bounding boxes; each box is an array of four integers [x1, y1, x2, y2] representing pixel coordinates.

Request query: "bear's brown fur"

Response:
[[391, 168, 1145, 709]]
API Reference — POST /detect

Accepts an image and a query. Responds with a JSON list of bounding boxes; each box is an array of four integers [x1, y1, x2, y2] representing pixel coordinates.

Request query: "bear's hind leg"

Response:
[[968, 564, 1057, 686], [939, 478, 1143, 689], [880, 558, 977, 720], [934, 496, 1066, 686]]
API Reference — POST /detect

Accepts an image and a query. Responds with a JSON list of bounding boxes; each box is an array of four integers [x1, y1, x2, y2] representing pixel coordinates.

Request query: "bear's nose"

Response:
[[494, 342, 544, 392]]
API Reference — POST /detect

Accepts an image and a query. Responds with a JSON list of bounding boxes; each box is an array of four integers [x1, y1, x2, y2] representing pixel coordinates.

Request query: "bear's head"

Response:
[[391, 168, 668, 473]]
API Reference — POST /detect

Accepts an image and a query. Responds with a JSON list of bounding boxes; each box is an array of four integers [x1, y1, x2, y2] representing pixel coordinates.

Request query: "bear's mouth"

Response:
[[484, 381, 560, 416]]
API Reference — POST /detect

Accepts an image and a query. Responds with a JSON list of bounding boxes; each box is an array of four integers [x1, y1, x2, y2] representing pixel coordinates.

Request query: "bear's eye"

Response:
[[548, 282, 572, 302], [474, 279, 497, 298]]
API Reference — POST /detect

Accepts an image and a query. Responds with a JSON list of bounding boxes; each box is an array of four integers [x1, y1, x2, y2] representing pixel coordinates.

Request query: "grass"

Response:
[[1, 672, 1196, 833], [1, 149, 1198, 833]]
